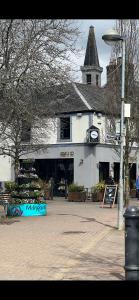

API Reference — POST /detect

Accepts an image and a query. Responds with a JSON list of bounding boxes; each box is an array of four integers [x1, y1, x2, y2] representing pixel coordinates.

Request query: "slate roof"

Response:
[[37, 82, 105, 115], [84, 26, 100, 67]]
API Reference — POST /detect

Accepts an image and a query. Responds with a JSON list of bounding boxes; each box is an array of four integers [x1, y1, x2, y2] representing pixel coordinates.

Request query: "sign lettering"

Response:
[[60, 151, 74, 157]]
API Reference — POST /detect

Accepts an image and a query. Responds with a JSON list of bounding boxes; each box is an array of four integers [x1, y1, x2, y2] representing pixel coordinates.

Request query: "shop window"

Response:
[[60, 117, 70, 140]]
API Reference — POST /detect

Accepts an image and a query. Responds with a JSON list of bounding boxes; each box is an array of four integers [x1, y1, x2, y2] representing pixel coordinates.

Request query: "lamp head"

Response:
[[102, 29, 125, 46]]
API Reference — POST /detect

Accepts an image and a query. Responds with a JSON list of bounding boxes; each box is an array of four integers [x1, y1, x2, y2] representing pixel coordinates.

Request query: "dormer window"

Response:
[[86, 74, 91, 84]]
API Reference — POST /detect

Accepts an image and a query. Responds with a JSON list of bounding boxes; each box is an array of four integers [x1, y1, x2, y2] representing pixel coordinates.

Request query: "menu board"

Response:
[[101, 185, 117, 208]]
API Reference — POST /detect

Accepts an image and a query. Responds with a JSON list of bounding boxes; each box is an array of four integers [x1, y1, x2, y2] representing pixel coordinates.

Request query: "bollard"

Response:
[[124, 206, 139, 280]]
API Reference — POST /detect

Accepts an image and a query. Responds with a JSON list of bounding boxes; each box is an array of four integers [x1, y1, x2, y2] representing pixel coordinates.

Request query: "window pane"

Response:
[[86, 74, 91, 84], [21, 121, 31, 142], [60, 117, 70, 140]]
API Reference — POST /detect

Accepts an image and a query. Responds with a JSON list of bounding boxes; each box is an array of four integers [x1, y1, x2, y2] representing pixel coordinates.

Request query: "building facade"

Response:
[[0, 26, 138, 194]]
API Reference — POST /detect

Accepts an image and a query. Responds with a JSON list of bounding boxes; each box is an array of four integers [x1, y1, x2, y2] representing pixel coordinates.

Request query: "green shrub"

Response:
[[68, 183, 84, 192], [92, 181, 105, 192], [5, 181, 17, 192]]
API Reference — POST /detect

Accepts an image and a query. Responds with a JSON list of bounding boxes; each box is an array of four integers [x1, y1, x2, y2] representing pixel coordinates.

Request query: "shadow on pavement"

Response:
[[0, 217, 20, 225], [57, 213, 116, 229], [110, 272, 125, 280]]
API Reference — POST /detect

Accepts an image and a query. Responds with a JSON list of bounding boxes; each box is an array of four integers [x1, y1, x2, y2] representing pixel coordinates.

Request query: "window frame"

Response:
[[57, 116, 72, 142], [86, 74, 91, 84]]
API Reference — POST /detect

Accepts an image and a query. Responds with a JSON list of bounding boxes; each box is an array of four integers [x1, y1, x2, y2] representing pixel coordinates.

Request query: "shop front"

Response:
[[34, 158, 74, 197]]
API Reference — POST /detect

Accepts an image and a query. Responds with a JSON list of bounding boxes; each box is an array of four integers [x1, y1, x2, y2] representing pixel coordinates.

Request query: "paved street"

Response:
[[0, 198, 138, 280]]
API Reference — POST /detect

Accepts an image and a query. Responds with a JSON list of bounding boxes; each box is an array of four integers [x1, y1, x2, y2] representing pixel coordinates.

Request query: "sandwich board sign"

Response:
[[101, 185, 118, 208]]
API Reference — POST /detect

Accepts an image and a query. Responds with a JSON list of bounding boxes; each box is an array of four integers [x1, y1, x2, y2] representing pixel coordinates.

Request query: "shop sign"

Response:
[[60, 151, 74, 157]]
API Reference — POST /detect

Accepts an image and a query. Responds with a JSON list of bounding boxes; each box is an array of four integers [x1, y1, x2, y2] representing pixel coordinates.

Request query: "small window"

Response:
[[96, 74, 99, 86], [86, 74, 91, 84], [60, 117, 70, 140], [21, 121, 31, 142]]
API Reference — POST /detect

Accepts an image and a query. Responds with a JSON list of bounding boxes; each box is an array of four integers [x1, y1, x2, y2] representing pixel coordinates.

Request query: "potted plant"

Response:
[[5, 181, 17, 193], [68, 183, 86, 202], [91, 186, 98, 202], [93, 181, 105, 202], [7, 161, 47, 217], [21, 159, 35, 170]]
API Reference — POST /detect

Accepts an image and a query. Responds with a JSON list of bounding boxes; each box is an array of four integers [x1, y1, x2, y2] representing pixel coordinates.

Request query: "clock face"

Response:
[[90, 130, 98, 139]]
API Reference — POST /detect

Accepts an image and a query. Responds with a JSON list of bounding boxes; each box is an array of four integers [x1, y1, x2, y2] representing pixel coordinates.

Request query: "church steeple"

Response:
[[80, 26, 103, 86]]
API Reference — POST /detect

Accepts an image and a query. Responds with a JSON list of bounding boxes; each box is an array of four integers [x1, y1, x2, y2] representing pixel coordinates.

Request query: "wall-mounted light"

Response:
[[97, 113, 102, 118], [77, 113, 82, 117], [79, 159, 83, 165]]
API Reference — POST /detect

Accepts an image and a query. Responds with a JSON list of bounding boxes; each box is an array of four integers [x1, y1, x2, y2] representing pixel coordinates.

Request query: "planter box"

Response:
[[97, 191, 104, 202], [91, 192, 98, 202], [7, 203, 47, 217], [130, 189, 136, 198], [68, 191, 86, 202]]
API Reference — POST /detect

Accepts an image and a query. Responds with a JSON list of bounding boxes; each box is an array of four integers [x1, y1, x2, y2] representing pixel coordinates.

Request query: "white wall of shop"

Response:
[[0, 155, 12, 181], [72, 114, 89, 143], [32, 113, 106, 145]]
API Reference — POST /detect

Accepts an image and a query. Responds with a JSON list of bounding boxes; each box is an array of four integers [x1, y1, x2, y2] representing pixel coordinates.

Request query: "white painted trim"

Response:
[[72, 83, 92, 110]]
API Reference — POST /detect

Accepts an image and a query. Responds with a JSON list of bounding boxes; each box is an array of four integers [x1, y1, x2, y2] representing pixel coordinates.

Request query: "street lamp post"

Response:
[[102, 29, 126, 230]]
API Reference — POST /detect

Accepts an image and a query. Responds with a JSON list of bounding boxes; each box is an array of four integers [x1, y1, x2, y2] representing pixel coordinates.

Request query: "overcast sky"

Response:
[[70, 19, 115, 85]]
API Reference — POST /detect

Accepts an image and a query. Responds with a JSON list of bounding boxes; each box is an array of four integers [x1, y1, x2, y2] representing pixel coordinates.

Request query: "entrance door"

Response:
[[34, 158, 74, 196], [114, 162, 120, 184], [99, 162, 109, 182], [129, 163, 136, 190]]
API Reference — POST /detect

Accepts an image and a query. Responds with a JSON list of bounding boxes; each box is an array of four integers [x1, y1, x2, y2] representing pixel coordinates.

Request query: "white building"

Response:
[[0, 26, 138, 195]]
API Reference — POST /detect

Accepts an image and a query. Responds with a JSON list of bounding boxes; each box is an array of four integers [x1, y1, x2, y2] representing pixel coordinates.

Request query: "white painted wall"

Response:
[[0, 155, 12, 181], [72, 114, 89, 143], [93, 114, 106, 143]]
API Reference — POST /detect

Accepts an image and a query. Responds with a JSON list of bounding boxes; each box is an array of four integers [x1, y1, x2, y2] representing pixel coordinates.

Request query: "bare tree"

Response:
[[103, 19, 139, 206], [0, 19, 80, 179]]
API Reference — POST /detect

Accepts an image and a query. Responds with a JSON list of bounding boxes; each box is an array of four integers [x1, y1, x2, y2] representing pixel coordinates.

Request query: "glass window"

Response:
[[86, 74, 91, 84], [96, 74, 99, 86], [21, 121, 31, 142], [60, 117, 70, 140]]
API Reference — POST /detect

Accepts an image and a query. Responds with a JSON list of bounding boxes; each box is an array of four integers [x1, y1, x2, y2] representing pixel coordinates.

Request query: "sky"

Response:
[[70, 19, 115, 86]]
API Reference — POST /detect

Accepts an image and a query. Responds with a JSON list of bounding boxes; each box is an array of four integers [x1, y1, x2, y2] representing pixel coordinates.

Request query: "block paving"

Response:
[[0, 198, 138, 280]]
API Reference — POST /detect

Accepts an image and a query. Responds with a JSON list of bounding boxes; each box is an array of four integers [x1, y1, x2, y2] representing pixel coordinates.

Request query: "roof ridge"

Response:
[[72, 83, 92, 110]]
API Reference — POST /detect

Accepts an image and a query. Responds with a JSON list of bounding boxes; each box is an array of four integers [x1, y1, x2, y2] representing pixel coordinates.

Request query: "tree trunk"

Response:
[[14, 157, 20, 183]]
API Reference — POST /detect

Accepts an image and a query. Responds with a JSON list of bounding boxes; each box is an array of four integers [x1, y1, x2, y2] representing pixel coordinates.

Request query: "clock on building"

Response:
[[87, 126, 99, 144], [90, 130, 98, 139]]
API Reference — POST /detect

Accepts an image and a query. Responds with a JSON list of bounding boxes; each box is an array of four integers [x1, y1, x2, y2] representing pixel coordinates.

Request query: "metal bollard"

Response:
[[124, 206, 139, 280]]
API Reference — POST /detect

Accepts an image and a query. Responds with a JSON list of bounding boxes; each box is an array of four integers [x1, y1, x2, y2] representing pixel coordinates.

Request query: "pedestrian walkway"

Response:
[[0, 197, 138, 280]]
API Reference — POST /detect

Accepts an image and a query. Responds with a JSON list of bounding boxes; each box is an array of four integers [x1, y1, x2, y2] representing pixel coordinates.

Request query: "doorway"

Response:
[[34, 158, 74, 196], [99, 162, 109, 182]]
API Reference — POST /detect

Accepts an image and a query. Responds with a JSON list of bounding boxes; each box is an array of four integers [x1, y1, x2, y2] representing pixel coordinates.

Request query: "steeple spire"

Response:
[[84, 26, 100, 67], [80, 26, 103, 86]]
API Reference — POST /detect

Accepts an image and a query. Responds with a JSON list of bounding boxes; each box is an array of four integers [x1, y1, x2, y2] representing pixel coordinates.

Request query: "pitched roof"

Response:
[[84, 26, 100, 67], [37, 82, 105, 115]]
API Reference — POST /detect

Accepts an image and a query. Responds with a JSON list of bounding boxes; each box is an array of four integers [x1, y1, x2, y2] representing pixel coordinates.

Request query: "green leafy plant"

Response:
[[92, 181, 105, 192], [68, 183, 84, 192], [5, 181, 17, 192]]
